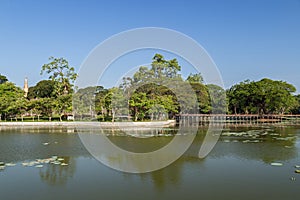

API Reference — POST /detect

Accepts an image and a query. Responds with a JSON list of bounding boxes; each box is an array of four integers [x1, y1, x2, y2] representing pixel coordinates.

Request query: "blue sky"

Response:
[[0, 0, 300, 92]]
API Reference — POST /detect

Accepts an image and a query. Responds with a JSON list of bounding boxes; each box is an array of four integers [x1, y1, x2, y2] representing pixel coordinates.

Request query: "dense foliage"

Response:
[[0, 54, 299, 121], [0, 57, 77, 121], [227, 79, 298, 114]]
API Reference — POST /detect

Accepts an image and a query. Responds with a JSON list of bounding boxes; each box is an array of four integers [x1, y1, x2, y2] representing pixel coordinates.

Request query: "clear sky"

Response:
[[0, 0, 300, 92]]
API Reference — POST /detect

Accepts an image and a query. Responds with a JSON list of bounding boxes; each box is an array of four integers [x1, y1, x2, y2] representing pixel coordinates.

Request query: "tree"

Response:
[[73, 86, 104, 120], [27, 80, 56, 99], [206, 84, 227, 114], [151, 54, 181, 79], [189, 82, 210, 113], [186, 73, 204, 83], [291, 94, 300, 114], [0, 74, 8, 84], [227, 79, 297, 114], [129, 92, 149, 121], [120, 54, 200, 120], [41, 57, 77, 96], [9, 97, 28, 121], [261, 79, 297, 114], [102, 87, 127, 122], [53, 95, 73, 121], [40, 57, 78, 120], [0, 82, 25, 120], [94, 87, 109, 120], [40, 98, 55, 121], [151, 95, 178, 120], [28, 99, 44, 121]]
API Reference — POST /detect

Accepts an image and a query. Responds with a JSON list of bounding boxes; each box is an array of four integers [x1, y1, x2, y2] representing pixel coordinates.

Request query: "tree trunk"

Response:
[[112, 110, 115, 122], [134, 107, 138, 121]]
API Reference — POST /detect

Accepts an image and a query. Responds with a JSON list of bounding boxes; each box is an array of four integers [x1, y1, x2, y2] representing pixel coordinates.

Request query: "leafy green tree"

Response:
[[261, 79, 297, 114], [41, 57, 78, 96], [9, 97, 28, 121], [121, 54, 199, 120], [227, 80, 251, 114], [73, 86, 105, 120], [186, 73, 204, 83], [206, 84, 227, 114], [227, 79, 297, 114], [94, 87, 109, 120], [151, 95, 178, 120], [40, 98, 55, 121], [0, 82, 26, 120], [189, 82, 210, 113], [110, 87, 128, 122], [40, 57, 78, 120], [55, 95, 73, 121], [291, 94, 300, 114], [151, 54, 181, 79], [129, 92, 149, 121], [28, 99, 44, 121], [27, 80, 56, 99], [97, 87, 128, 122], [133, 54, 181, 84]]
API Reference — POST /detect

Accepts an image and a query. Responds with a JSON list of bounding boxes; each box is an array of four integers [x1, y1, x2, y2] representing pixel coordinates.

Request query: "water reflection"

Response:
[[39, 156, 76, 186], [149, 159, 183, 191], [213, 126, 299, 163], [78, 127, 198, 173], [0, 125, 300, 195]]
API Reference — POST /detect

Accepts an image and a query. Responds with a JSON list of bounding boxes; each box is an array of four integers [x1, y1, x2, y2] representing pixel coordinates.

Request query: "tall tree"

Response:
[[40, 57, 78, 120], [41, 57, 78, 96], [151, 54, 181, 79]]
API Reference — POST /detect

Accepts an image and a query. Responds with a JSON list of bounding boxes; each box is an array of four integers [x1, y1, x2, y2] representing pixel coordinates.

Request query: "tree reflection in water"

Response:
[[39, 156, 76, 186]]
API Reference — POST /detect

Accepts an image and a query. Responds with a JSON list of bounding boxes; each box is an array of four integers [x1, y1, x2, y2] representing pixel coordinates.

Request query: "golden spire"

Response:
[[24, 77, 28, 97]]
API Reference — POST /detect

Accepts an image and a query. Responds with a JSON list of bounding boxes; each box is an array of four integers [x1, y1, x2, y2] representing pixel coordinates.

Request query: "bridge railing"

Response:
[[175, 114, 300, 125]]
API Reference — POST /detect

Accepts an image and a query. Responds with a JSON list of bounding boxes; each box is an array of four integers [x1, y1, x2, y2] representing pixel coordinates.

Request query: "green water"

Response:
[[0, 125, 300, 200]]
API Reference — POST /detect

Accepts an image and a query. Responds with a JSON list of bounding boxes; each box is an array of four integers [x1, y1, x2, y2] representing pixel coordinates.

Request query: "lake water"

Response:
[[0, 125, 300, 200]]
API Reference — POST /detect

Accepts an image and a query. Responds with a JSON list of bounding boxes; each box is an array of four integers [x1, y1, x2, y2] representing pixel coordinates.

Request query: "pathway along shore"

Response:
[[0, 120, 177, 129]]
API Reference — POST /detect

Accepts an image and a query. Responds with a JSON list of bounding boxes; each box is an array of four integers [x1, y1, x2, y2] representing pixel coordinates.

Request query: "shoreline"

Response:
[[1, 120, 298, 130], [0, 120, 177, 129]]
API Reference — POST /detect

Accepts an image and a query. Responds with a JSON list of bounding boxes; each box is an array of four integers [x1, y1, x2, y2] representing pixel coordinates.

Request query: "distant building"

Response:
[[24, 77, 28, 97]]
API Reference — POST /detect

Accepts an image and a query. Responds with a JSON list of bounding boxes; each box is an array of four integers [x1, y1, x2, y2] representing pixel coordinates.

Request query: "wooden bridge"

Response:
[[175, 114, 300, 125]]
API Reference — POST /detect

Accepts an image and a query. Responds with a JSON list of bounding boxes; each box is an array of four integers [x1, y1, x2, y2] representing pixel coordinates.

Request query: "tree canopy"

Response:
[[227, 79, 297, 114], [0, 54, 299, 122], [0, 82, 26, 120]]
